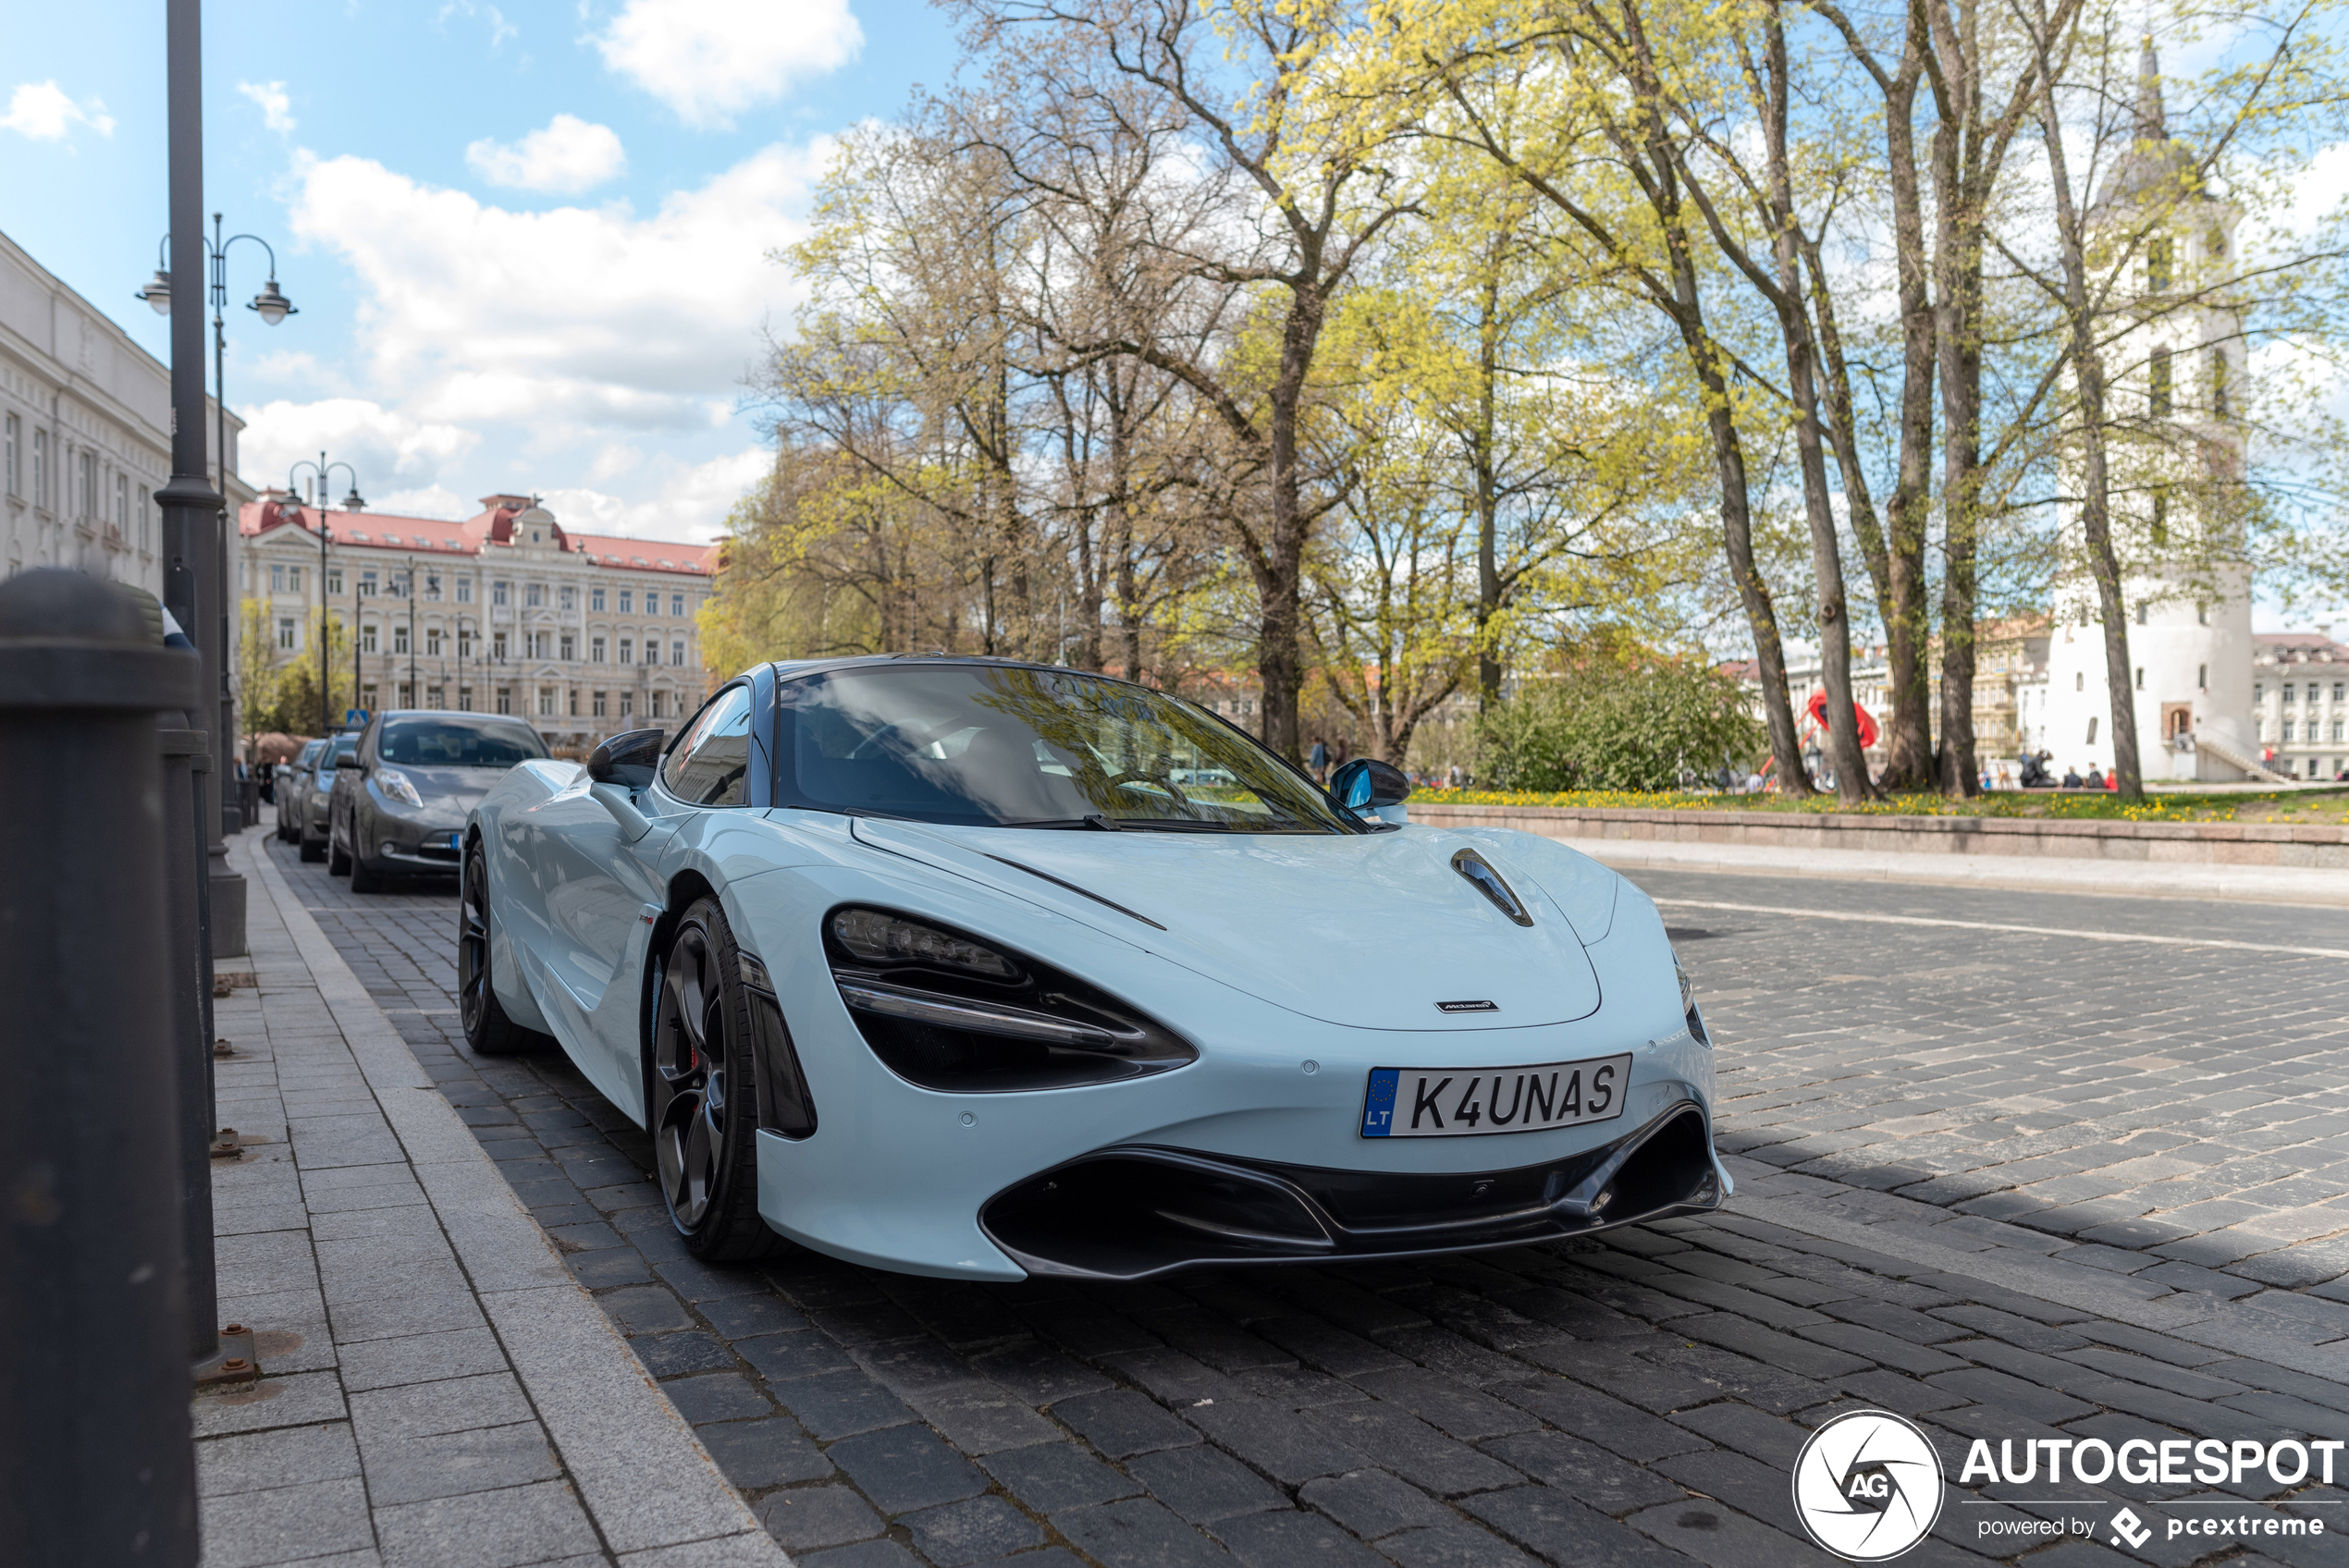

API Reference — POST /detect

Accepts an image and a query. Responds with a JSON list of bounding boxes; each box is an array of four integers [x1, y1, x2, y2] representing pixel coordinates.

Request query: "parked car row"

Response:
[[278, 711, 549, 892]]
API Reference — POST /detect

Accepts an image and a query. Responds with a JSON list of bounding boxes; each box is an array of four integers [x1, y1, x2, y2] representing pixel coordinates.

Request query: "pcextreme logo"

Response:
[[1792, 1410, 1946, 1562]]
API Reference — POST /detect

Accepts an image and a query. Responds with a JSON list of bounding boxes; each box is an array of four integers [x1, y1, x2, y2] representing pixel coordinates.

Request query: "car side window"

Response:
[[661, 685, 756, 807]]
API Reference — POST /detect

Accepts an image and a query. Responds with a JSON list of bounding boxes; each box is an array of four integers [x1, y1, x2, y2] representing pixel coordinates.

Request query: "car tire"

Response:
[[350, 855, 384, 894], [327, 811, 351, 876], [299, 830, 325, 864], [459, 839, 543, 1057], [649, 897, 782, 1263]]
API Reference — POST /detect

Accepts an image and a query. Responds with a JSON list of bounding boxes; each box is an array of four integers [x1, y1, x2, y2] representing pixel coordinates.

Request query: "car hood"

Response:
[[847, 818, 1605, 1030], [383, 765, 517, 816]]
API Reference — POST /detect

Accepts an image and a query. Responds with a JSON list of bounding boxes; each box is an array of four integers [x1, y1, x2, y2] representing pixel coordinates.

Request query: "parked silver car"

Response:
[[274, 740, 326, 842], [295, 734, 359, 862], [329, 711, 549, 893]]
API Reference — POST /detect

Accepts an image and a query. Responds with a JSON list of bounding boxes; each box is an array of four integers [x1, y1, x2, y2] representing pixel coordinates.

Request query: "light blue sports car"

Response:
[[461, 656, 1728, 1280]]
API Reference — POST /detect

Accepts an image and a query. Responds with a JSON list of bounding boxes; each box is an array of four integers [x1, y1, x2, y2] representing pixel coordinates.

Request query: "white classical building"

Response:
[[1, 227, 251, 594], [2042, 47, 2263, 782], [2251, 633, 2349, 780], [239, 491, 719, 753]]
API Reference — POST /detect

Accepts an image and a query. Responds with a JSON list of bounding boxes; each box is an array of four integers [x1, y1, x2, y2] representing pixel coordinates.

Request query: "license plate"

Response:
[[448, 833, 463, 849], [1360, 1054, 1633, 1138]]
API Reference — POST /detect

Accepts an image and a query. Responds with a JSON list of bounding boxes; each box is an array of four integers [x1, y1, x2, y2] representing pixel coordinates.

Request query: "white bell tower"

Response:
[[2042, 44, 2260, 781]]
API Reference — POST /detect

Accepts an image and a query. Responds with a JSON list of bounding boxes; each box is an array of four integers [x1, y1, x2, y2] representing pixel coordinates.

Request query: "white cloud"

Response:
[[239, 398, 481, 502], [287, 141, 824, 434], [238, 80, 296, 134], [2, 80, 115, 141], [437, 0, 518, 50], [592, 0, 861, 129], [540, 447, 769, 543], [465, 115, 626, 193], [365, 485, 472, 521]]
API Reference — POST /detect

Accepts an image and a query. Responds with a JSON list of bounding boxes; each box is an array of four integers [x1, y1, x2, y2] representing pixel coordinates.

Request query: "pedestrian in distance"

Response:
[[1309, 735, 1328, 784], [2061, 765, 2085, 789], [2085, 764, 2106, 790]]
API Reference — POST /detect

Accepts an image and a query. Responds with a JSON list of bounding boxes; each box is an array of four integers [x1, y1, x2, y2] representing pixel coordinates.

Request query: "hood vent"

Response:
[[1452, 850, 1533, 926]]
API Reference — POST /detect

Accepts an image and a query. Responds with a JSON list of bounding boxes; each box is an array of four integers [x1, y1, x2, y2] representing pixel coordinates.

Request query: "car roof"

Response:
[[749, 654, 1168, 696]]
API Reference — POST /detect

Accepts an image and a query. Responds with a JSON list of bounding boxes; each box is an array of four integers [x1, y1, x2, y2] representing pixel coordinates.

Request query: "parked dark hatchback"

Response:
[[329, 712, 548, 892]]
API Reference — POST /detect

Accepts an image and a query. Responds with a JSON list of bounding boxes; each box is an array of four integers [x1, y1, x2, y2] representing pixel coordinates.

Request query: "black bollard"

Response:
[[0, 569, 203, 1566]]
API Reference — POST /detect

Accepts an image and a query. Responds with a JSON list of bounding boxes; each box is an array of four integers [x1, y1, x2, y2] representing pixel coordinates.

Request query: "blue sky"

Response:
[[4, 0, 962, 542]]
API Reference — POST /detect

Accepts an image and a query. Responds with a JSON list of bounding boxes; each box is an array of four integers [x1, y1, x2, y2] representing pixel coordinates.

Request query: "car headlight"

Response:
[[375, 766, 424, 809], [1674, 953, 1712, 1048], [825, 905, 1195, 1092]]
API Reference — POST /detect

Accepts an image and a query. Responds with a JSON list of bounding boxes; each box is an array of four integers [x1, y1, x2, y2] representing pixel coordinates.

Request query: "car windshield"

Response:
[[297, 742, 324, 767], [320, 736, 357, 777], [780, 665, 1350, 833], [377, 717, 547, 768]]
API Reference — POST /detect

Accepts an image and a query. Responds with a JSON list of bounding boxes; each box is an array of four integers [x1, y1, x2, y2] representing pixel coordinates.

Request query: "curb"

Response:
[[1560, 837, 2349, 908], [238, 833, 791, 1566]]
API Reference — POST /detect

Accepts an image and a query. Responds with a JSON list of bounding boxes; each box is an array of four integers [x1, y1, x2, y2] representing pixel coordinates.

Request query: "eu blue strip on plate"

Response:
[[1360, 1069, 1399, 1137]]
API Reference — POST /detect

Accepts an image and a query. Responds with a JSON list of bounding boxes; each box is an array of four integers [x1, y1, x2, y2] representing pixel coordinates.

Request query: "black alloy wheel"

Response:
[[649, 898, 780, 1261], [327, 806, 351, 876], [459, 839, 539, 1055]]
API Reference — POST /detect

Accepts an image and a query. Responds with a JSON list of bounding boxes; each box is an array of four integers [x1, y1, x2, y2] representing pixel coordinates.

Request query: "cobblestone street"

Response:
[[258, 830, 2349, 1568]]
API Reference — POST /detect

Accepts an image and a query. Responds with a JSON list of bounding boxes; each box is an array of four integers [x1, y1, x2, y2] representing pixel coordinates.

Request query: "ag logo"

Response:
[[1791, 1409, 1945, 1561]]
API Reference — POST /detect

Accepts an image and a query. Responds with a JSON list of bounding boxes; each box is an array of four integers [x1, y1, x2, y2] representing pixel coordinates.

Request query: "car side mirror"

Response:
[[335, 753, 363, 770], [1330, 757, 1410, 813], [587, 728, 665, 790]]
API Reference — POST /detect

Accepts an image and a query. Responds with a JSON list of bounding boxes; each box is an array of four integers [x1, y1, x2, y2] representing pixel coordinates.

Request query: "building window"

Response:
[[77, 450, 95, 519], [2086, 717, 2098, 744], [272, 564, 287, 593], [671, 594, 684, 618], [277, 618, 297, 651], [492, 631, 508, 662], [2284, 721, 2296, 742], [2075, 672, 2085, 692], [592, 586, 606, 612], [592, 691, 607, 718], [31, 429, 48, 509], [497, 686, 512, 715], [114, 473, 129, 534], [138, 486, 152, 552], [493, 581, 510, 606], [362, 622, 379, 654], [2198, 663, 2208, 691], [620, 590, 633, 614], [427, 684, 444, 707], [458, 685, 473, 711], [398, 682, 412, 707], [457, 577, 473, 604], [591, 636, 607, 663], [326, 568, 343, 596], [2334, 720, 2346, 742], [620, 691, 633, 718], [424, 571, 443, 602], [393, 624, 410, 655], [620, 638, 634, 666], [2210, 350, 2230, 417], [2134, 604, 2147, 625], [568, 689, 580, 717], [2284, 684, 2296, 705], [537, 688, 555, 717], [458, 630, 474, 658], [2134, 667, 2145, 689], [560, 586, 576, 612], [3, 413, 16, 496], [651, 691, 665, 719], [363, 684, 377, 713], [359, 570, 378, 597], [2149, 348, 2172, 415], [671, 640, 685, 668], [525, 582, 544, 608], [2148, 233, 2172, 291]]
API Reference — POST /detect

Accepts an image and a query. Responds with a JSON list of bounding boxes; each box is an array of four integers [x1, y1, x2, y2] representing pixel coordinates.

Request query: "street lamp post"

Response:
[[139, 214, 295, 957], [286, 458, 362, 735]]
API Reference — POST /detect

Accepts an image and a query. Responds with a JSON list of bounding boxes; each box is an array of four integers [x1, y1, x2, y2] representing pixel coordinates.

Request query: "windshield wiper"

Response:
[[1100, 816, 1231, 832]]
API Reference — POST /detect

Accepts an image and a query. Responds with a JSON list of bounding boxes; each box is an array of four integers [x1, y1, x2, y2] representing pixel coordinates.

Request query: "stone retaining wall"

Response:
[[1409, 801, 2349, 869]]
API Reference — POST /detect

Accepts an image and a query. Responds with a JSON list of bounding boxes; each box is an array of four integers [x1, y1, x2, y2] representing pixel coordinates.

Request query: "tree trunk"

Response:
[[1930, 7, 1985, 797], [1757, 6, 1873, 801]]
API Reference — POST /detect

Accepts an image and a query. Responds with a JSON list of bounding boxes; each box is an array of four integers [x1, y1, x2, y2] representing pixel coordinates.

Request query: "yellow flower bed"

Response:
[[1405, 786, 2346, 824]]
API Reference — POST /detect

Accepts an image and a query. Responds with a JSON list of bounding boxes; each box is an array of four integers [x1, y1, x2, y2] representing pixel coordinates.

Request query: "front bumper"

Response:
[[980, 1101, 1720, 1280]]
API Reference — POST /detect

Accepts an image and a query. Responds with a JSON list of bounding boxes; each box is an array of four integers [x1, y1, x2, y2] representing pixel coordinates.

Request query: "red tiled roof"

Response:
[[240, 492, 717, 575]]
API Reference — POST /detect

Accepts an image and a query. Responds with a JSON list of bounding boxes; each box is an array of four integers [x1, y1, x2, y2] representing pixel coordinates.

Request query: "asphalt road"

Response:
[[259, 830, 2349, 1568]]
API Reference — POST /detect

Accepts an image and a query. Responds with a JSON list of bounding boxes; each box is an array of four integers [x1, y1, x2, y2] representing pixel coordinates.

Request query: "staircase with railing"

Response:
[[2189, 729, 2294, 784]]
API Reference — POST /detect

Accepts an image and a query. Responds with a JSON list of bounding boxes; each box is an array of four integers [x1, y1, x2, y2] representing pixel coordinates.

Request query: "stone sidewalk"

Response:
[[192, 831, 788, 1568]]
